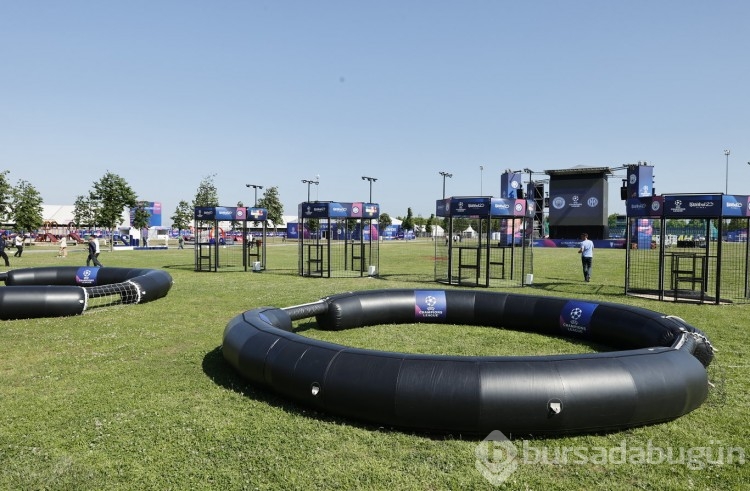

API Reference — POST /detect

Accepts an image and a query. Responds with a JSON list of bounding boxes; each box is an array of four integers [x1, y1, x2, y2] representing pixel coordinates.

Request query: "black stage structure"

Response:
[[626, 193, 750, 304], [435, 196, 534, 287], [297, 201, 380, 278], [194, 206, 268, 272]]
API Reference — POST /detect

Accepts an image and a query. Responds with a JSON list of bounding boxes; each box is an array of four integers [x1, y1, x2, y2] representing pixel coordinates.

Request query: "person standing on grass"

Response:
[[578, 232, 594, 282], [58, 235, 68, 257], [0, 234, 10, 267], [13, 234, 24, 257], [87, 236, 103, 267]]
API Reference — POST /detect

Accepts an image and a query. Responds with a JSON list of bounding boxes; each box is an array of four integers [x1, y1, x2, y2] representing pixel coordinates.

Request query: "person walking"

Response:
[[13, 234, 24, 257], [0, 235, 10, 267], [578, 232, 594, 282], [87, 236, 103, 267], [58, 235, 68, 257]]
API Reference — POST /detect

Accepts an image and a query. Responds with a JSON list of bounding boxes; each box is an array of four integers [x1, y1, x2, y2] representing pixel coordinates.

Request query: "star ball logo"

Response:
[[415, 291, 446, 319], [671, 199, 686, 213], [560, 301, 597, 335]]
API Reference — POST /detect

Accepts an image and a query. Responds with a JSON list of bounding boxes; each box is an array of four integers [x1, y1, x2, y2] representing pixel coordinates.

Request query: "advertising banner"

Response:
[[500, 172, 523, 199], [663, 195, 722, 218], [722, 195, 750, 217]]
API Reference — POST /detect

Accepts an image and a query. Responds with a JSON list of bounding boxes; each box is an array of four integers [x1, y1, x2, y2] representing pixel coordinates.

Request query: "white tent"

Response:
[[463, 225, 476, 238]]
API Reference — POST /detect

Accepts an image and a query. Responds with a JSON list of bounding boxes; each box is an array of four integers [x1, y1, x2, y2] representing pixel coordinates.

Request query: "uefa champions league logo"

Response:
[[424, 295, 437, 309], [569, 307, 582, 323]]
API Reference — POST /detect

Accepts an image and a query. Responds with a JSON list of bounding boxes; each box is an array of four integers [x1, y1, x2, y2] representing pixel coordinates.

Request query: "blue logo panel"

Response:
[[76, 267, 100, 286], [559, 300, 598, 337], [415, 290, 447, 320]]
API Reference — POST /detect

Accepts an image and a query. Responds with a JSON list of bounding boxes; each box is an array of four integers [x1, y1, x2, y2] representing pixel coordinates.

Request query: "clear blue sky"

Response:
[[2, 1, 749, 224]]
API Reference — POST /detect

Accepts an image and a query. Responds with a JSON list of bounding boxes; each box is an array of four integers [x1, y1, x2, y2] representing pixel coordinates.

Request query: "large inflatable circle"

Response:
[[223, 289, 714, 436], [1, 266, 173, 320]]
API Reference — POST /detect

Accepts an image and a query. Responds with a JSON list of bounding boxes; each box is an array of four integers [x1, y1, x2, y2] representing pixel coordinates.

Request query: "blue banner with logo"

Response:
[[76, 267, 100, 286], [414, 290, 447, 320], [722, 195, 750, 217], [663, 195, 722, 218], [559, 300, 598, 337]]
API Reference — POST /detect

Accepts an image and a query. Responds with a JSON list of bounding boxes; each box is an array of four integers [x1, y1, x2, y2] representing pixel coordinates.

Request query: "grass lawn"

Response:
[[1, 239, 748, 490]]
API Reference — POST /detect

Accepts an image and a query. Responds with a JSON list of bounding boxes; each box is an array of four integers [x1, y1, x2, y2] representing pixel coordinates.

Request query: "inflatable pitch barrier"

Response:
[[223, 289, 715, 436], [1, 266, 173, 320]]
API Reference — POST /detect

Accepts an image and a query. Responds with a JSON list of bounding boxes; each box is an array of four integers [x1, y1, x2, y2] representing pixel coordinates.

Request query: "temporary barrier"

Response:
[[223, 289, 714, 435], [0, 266, 173, 320]]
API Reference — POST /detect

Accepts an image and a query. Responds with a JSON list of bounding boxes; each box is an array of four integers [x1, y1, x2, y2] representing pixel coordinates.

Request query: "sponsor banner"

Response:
[[450, 197, 491, 217], [663, 195, 722, 218], [363, 203, 379, 218], [488, 198, 533, 217], [533, 239, 626, 249], [500, 172, 523, 199], [435, 198, 451, 217], [286, 223, 299, 239], [722, 195, 750, 217], [194, 207, 216, 220], [76, 267, 100, 286], [559, 300, 598, 337], [415, 290, 447, 320], [247, 207, 267, 221], [626, 196, 663, 217], [299, 202, 330, 218], [627, 164, 654, 198]]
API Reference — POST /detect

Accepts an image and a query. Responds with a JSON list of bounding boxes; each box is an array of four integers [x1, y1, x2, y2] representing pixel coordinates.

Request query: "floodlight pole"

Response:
[[439, 171, 453, 199], [361, 176, 377, 202], [724, 149, 730, 194], [245, 184, 263, 206], [302, 179, 319, 202]]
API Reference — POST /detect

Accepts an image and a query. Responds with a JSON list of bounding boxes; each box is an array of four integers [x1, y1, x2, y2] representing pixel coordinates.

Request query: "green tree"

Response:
[[91, 171, 138, 232], [171, 200, 193, 232], [378, 213, 392, 232], [193, 174, 219, 208], [10, 180, 43, 234], [131, 201, 151, 231], [0, 170, 12, 219], [256, 186, 284, 233], [425, 214, 434, 236], [401, 208, 414, 234], [73, 195, 97, 228]]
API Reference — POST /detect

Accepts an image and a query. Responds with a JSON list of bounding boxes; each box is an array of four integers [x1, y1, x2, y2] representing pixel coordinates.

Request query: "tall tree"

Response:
[[0, 170, 12, 220], [73, 195, 97, 228], [256, 186, 284, 233], [91, 171, 138, 231], [378, 213, 392, 232], [401, 207, 415, 234], [171, 200, 193, 233], [193, 174, 219, 208], [425, 214, 434, 236], [10, 180, 43, 234], [131, 201, 151, 231]]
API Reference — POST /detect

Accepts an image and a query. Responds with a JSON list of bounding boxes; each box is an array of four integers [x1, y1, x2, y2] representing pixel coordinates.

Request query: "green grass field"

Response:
[[1, 240, 748, 490]]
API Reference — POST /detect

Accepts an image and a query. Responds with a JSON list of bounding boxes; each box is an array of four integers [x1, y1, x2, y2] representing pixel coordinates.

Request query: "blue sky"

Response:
[[2, 1, 749, 224]]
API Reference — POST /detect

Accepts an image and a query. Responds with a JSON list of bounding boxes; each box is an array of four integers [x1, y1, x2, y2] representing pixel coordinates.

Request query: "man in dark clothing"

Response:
[[87, 236, 103, 267], [0, 235, 9, 267]]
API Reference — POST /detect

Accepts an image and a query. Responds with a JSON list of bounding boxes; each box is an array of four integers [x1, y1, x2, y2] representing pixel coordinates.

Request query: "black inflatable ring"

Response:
[[222, 289, 714, 436], [1, 266, 173, 320]]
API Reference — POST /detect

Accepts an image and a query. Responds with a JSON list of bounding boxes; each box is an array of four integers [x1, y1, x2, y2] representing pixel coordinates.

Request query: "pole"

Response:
[[245, 184, 263, 206], [439, 171, 453, 199], [302, 179, 319, 202], [480, 166, 484, 195], [724, 149, 730, 194], [361, 176, 377, 202]]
